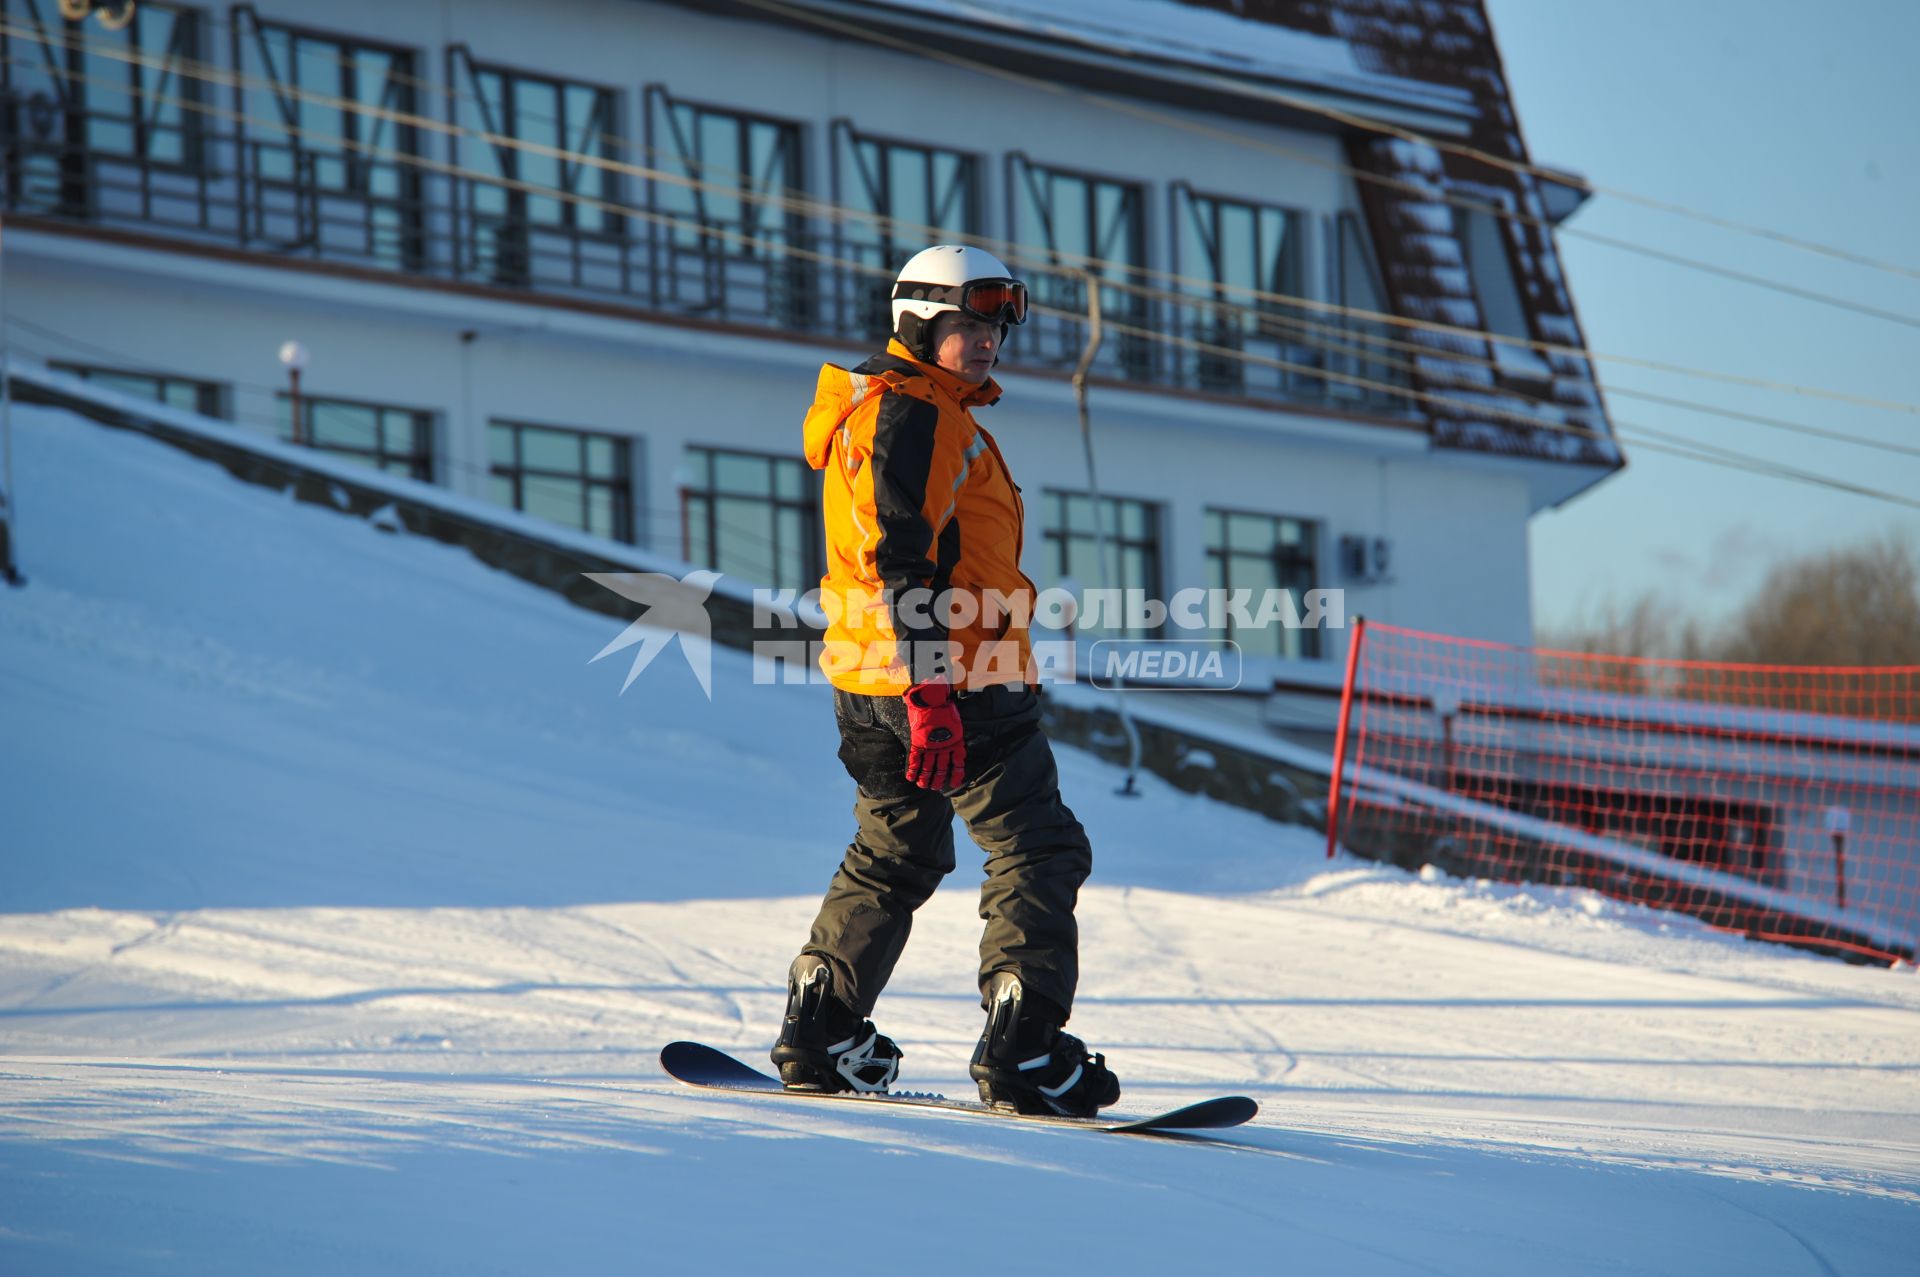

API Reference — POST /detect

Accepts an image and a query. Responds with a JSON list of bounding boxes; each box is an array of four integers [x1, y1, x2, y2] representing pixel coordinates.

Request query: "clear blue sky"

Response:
[[1481, 0, 1920, 631]]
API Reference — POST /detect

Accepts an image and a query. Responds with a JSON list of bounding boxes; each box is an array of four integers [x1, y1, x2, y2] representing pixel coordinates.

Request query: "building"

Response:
[[1, 0, 1621, 709]]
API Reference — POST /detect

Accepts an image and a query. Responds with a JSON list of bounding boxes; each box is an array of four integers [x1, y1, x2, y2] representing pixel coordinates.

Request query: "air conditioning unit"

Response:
[[1339, 534, 1393, 584]]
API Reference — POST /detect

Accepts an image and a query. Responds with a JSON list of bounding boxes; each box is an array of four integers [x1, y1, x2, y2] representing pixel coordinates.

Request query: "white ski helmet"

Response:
[[890, 244, 1028, 360]]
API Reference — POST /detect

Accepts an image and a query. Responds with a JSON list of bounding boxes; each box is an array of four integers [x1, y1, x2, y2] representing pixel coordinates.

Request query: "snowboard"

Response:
[[660, 1040, 1258, 1136]]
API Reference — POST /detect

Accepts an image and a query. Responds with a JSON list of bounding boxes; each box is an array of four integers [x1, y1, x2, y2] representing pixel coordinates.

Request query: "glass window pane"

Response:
[[1218, 202, 1256, 292], [1229, 513, 1273, 550], [93, 372, 160, 401], [777, 506, 805, 578], [713, 452, 767, 496], [488, 474, 517, 509], [1064, 538, 1101, 592], [774, 460, 804, 502], [1052, 178, 1089, 259], [525, 475, 584, 528], [586, 435, 618, 478], [684, 447, 713, 490], [1179, 193, 1213, 285], [714, 496, 774, 580], [587, 485, 616, 539], [517, 83, 563, 221], [567, 85, 608, 153], [844, 138, 881, 216], [1262, 209, 1295, 292], [750, 121, 796, 192], [929, 150, 971, 234], [311, 402, 378, 451], [889, 147, 929, 236], [699, 115, 741, 220], [776, 541, 804, 591], [295, 38, 348, 158], [1012, 163, 1044, 252], [522, 425, 579, 472], [489, 423, 517, 465], [81, 43, 134, 152], [1236, 550, 1278, 592], [390, 411, 430, 457]]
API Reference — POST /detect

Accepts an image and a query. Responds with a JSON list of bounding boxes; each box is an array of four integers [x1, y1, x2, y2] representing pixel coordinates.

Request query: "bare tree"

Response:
[[1714, 532, 1920, 667], [1535, 530, 1920, 716]]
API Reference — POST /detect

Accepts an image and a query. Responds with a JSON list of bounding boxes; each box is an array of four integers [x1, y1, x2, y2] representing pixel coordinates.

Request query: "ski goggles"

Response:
[[893, 277, 1029, 325]]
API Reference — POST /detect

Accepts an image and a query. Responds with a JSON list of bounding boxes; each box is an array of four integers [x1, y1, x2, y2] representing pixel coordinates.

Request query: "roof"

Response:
[[846, 0, 1479, 120], [806, 0, 1621, 476]]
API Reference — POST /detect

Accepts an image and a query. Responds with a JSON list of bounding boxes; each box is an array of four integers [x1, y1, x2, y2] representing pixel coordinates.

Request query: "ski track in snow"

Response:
[[2, 405, 1918, 1273]]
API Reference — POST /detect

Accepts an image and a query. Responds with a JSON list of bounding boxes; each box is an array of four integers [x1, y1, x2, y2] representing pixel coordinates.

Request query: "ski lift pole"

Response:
[[0, 209, 18, 587], [1071, 271, 1140, 796]]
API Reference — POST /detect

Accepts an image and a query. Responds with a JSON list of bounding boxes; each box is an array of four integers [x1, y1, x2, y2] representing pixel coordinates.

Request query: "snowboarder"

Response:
[[772, 245, 1121, 1118]]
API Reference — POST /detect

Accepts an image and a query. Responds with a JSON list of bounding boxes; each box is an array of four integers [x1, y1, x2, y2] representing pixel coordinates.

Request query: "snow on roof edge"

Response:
[[812, 0, 1479, 118]]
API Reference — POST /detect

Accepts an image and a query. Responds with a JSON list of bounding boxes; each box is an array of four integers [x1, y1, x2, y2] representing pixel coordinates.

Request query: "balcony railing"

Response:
[[1, 99, 1409, 417]]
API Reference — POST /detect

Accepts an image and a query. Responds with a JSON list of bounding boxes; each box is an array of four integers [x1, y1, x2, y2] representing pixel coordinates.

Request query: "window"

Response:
[[1205, 509, 1321, 659], [451, 50, 623, 287], [648, 89, 807, 326], [276, 392, 433, 480], [832, 124, 978, 338], [1329, 211, 1405, 405], [488, 421, 634, 542], [1042, 490, 1162, 640], [682, 446, 820, 590], [1008, 156, 1149, 378], [1452, 194, 1552, 383], [1171, 186, 1305, 395], [49, 361, 224, 417], [0, 1, 205, 219], [233, 13, 424, 268]]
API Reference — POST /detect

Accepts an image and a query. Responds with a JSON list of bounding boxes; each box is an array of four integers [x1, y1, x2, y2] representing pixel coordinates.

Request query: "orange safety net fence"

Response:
[[1326, 620, 1920, 964]]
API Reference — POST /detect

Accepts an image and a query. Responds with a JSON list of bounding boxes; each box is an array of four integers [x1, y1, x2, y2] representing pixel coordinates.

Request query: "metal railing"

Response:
[[2, 101, 1410, 416]]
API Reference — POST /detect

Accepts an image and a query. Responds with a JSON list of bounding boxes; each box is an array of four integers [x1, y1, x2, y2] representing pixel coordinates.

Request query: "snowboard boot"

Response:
[[969, 971, 1120, 1117], [769, 955, 902, 1093]]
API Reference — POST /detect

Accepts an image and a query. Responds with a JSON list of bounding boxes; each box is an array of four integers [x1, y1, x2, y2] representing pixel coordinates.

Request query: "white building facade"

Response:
[[2, 0, 1621, 686]]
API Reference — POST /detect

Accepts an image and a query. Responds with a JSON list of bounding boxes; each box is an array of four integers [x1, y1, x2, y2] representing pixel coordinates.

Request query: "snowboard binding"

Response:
[[770, 955, 902, 1093]]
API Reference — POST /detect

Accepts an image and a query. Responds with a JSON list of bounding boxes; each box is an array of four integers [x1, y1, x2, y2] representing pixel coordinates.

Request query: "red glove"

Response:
[[903, 681, 966, 792]]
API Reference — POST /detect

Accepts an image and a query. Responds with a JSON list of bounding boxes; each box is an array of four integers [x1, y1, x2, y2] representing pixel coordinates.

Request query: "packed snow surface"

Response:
[[2, 403, 1917, 1273]]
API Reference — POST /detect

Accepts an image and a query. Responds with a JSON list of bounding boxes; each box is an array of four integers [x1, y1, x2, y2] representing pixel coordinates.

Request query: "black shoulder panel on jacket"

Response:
[[868, 391, 948, 656], [854, 351, 925, 381]]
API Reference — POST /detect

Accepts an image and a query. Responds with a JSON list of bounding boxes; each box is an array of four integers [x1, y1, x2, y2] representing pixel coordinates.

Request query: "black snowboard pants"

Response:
[[799, 682, 1094, 1022]]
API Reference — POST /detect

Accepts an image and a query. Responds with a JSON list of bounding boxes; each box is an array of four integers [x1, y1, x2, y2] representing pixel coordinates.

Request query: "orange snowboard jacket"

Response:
[[802, 340, 1037, 694]]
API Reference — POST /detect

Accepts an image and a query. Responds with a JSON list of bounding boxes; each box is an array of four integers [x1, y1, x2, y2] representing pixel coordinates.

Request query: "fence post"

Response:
[[1325, 614, 1367, 859]]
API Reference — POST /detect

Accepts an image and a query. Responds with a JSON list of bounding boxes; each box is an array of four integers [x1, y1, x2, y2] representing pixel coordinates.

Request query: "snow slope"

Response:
[[2, 403, 1917, 1274]]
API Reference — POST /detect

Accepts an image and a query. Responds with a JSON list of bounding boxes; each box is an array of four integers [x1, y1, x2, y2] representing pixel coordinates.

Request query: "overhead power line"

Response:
[[11, 19, 1920, 418], [7, 31, 1919, 511], [730, 0, 1920, 328], [52, 0, 1920, 289]]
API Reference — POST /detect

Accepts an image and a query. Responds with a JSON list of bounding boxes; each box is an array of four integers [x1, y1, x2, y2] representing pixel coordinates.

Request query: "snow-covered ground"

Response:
[[2, 403, 1917, 1274]]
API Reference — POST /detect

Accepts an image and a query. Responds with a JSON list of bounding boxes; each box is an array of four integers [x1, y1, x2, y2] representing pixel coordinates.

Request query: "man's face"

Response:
[[930, 312, 1000, 384]]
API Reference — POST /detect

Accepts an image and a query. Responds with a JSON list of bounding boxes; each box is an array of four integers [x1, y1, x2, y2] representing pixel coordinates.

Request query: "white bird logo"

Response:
[[586, 569, 722, 699]]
